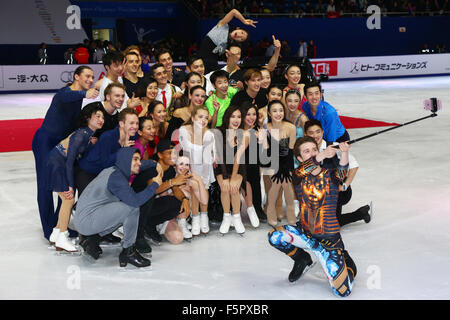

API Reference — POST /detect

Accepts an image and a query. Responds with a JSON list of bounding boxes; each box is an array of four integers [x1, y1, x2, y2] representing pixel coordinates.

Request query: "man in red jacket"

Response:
[[74, 45, 90, 64]]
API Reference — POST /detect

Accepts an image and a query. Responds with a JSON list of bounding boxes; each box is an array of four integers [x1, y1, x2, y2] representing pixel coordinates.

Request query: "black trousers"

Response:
[[246, 164, 264, 217], [74, 166, 98, 197], [131, 167, 181, 239], [336, 186, 367, 226]]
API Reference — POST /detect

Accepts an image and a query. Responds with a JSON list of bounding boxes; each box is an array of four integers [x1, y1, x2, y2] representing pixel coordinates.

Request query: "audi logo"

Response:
[[60, 70, 74, 83]]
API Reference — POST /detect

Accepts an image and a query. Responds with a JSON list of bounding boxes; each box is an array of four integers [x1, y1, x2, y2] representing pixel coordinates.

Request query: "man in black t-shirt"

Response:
[[230, 68, 268, 109], [123, 51, 146, 98], [131, 139, 191, 252]]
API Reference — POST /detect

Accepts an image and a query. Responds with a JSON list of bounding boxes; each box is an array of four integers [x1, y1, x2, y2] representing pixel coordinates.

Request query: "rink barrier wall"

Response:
[[1, 54, 450, 92]]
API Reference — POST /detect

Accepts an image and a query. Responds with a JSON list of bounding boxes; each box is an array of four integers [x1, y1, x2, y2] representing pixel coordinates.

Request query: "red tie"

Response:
[[162, 90, 167, 109]]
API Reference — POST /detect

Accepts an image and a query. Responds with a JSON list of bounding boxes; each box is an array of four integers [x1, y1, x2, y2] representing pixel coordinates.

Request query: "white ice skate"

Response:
[[191, 214, 201, 236], [55, 231, 79, 254], [177, 218, 192, 241], [246, 206, 260, 228], [49, 227, 60, 246], [232, 213, 245, 235], [200, 212, 209, 234], [219, 213, 232, 235]]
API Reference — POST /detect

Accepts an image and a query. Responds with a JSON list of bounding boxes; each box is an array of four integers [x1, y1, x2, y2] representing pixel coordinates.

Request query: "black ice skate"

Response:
[[80, 234, 102, 260], [135, 237, 152, 254], [288, 255, 315, 283], [119, 245, 151, 268]]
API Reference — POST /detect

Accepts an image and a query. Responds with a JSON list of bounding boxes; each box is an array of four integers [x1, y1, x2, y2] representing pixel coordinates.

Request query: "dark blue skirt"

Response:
[[46, 148, 69, 192]]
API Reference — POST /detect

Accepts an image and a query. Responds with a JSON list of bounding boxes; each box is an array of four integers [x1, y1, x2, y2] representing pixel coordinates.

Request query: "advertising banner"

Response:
[[310, 53, 450, 79], [1, 54, 449, 92], [0, 65, 105, 92]]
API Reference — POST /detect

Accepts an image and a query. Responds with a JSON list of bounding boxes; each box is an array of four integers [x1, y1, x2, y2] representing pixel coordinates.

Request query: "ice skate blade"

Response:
[[138, 252, 152, 258], [99, 242, 122, 247], [147, 238, 162, 246], [55, 249, 82, 256], [81, 252, 99, 263], [118, 264, 152, 271], [183, 238, 192, 243], [288, 261, 317, 285]]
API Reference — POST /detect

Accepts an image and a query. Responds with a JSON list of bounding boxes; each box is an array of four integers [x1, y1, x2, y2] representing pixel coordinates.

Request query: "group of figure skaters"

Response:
[[32, 9, 372, 297]]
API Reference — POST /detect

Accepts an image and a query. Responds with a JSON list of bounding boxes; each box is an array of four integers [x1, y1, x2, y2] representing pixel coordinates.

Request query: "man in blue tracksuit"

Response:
[[74, 147, 162, 267], [76, 108, 139, 194], [32, 66, 99, 241], [301, 81, 350, 143]]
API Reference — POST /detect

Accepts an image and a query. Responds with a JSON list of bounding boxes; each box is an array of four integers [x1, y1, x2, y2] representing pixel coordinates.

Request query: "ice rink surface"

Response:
[[0, 76, 449, 300]]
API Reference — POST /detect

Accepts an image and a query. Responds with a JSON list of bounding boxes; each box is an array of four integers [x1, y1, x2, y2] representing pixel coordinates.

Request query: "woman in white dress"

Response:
[[177, 106, 216, 236]]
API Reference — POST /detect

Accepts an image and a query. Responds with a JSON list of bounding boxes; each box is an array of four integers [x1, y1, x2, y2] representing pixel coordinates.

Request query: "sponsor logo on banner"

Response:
[[60, 70, 75, 83], [349, 60, 429, 74], [310, 60, 338, 76]]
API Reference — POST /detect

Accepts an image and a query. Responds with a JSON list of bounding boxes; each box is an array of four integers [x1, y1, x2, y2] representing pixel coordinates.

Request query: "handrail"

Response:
[[204, 10, 450, 18]]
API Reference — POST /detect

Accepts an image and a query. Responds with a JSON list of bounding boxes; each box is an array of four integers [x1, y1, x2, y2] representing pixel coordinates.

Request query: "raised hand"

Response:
[[272, 35, 281, 49], [212, 95, 220, 113], [86, 88, 99, 99], [244, 19, 258, 28]]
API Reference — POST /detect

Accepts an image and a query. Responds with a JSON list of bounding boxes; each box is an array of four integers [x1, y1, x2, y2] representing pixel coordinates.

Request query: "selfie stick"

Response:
[[334, 98, 441, 147]]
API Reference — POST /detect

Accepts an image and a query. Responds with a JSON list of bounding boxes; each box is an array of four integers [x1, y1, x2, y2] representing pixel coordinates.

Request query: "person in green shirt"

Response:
[[205, 70, 239, 128]]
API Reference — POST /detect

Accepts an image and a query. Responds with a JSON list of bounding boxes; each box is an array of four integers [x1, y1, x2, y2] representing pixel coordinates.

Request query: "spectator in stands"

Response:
[[347, 0, 358, 13], [304, 1, 314, 14], [307, 40, 317, 58], [74, 43, 90, 64], [188, 41, 199, 56], [297, 39, 308, 57], [281, 40, 292, 57], [327, 0, 336, 11], [38, 43, 48, 65], [64, 47, 74, 64], [92, 40, 105, 64], [440, 43, 447, 53], [359, 0, 368, 11], [441, 0, 449, 14], [421, 43, 431, 53]]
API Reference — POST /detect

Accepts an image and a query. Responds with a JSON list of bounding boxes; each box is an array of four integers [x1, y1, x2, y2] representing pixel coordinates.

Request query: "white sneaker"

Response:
[[178, 218, 192, 239], [219, 213, 232, 234], [49, 228, 60, 245], [200, 212, 209, 234], [293, 200, 300, 218], [55, 231, 78, 253], [191, 214, 200, 236], [246, 206, 260, 228], [232, 213, 245, 234]]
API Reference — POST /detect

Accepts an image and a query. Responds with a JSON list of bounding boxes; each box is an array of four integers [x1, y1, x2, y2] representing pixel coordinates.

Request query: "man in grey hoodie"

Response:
[[74, 147, 162, 267]]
